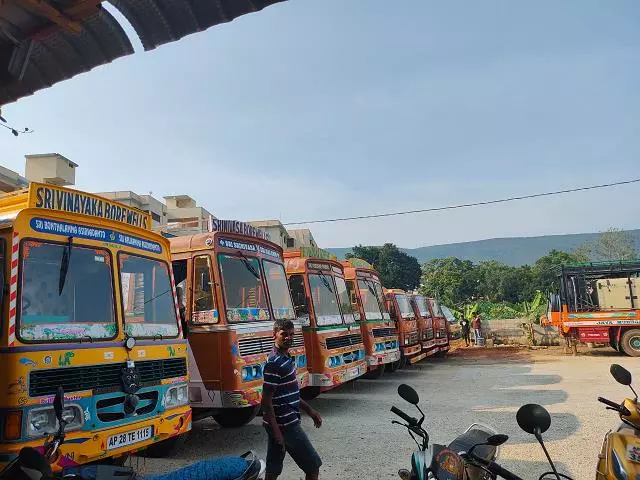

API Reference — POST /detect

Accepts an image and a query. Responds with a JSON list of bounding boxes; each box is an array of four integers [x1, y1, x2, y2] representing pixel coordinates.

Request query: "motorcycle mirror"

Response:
[[610, 364, 632, 386], [397, 384, 419, 405], [516, 404, 551, 435], [53, 387, 64, 423], [487, 434, 509, 446], [18, 447, 53, 477]]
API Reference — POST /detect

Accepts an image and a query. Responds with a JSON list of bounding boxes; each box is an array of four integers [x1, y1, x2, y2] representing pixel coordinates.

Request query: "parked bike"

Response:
[[0, 387, 265, 480], [596, 363, 640, 479], [392, 383, 572, 480]]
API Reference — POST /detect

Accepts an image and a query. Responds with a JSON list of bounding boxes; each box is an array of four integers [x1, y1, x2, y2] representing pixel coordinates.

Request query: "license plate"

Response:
[[107, 426, 153, 450], [348, 366, 360, 378]]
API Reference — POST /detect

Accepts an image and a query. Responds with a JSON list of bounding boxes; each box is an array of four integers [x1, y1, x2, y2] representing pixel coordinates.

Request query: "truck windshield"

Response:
[[309, 273, 342, 326], [119, 253, 179, 338], [19, 241, 116, 341], [429, 298, 443, 317], [358, 279, 383, 319], [334, 276, 356, 324], [263, 259, 295, 320], [414, 295, 431, 318], [219, 253, 270, 322], [395, 294, 415, 319]]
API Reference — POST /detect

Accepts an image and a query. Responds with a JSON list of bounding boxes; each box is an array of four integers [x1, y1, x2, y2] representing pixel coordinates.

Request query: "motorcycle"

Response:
[[391, 383, 572, 480], [596, 363, 640, 479], [0, 387, 266, 480]]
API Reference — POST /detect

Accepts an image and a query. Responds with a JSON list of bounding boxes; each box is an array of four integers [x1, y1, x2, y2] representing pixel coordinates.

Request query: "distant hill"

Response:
[[327, 230, 640, 266]]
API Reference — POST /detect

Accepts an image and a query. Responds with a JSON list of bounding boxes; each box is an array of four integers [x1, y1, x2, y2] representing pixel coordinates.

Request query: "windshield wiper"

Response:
[[317, 271, 334, 294], [58, 236, 73, 295], [236, 250, 260, 279]]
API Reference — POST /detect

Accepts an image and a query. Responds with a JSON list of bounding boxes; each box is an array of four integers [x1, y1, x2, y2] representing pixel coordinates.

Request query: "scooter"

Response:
[[0, 387, 266, 480], [596, 363, 640, 479], [391, 383, 572, 480]]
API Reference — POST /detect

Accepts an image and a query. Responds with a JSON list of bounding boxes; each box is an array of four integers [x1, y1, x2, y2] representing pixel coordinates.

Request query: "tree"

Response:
[[582, 228, 638, 262], [532, 249, 586, 294], [346, 244, 421, 290], [475, 260, 510, 302], [420, 257, 476, 307]]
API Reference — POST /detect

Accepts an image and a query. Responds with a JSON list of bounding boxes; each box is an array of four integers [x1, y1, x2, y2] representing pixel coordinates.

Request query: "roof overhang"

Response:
[[0, 0, 286, 106]]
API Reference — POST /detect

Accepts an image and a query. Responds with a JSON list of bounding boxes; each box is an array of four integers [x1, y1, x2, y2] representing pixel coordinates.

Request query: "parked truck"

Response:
[[543, 261, 640, 356]]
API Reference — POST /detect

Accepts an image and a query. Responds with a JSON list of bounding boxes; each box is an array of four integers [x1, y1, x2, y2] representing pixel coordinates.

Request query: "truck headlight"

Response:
[[27, 405, 83, 437], [164, 384, 189, 408]]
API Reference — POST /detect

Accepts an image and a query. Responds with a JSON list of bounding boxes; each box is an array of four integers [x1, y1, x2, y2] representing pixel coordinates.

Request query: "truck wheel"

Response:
[[386, 359, 400, 373], [363, 365, 385, 379], [620, 329, 640, 357], [143, 436, 180, 458], [300, 386, 321, 400], [212, 406, 260, 428], [398, 354, 408, 369]]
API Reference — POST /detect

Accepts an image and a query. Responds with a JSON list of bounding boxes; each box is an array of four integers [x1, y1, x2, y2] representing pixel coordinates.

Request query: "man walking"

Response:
[[262, 319, 323, 480], [459, 316, 471, 346]]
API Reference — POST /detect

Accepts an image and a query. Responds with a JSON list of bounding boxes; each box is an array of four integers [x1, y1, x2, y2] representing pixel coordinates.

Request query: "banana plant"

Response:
[[520, 290, 544, 321]]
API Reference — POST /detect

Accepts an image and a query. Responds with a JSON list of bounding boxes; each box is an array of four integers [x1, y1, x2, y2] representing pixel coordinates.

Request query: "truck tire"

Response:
[[143, 436, 180, 458], [363, 365, 385, 379], [300, 386, 321, 400], [212, 406, 260, 428], [386, 359, 400, 373], [620, 329, 640, 357]]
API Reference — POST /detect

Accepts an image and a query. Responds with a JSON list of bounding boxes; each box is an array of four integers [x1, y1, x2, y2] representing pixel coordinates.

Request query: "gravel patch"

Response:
[[133, 346, 636, 479]]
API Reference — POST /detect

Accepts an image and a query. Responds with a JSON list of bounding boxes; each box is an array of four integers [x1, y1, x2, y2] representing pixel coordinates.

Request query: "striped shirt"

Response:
[[263, 347, 301, 428]]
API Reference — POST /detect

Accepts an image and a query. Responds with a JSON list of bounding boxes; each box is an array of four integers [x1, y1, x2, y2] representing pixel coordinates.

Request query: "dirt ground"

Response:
[[135, 343, 635, 479]]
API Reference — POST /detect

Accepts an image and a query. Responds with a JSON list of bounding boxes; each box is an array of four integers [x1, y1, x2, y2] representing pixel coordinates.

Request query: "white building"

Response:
[[163, 195, 216, 236], [0, 153, 76, 192], [287, 228, 318, 249], [247, 221, 318, 250], [247, 220, 293, 250], [97, 191, 168, 229]]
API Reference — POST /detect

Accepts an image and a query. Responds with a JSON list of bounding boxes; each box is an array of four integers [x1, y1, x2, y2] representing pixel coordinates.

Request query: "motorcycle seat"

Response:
[[447, 428, 497, 463]]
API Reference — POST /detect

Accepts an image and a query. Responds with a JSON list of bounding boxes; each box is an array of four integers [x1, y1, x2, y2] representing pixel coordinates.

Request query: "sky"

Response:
[[1, 0, 639, 249]]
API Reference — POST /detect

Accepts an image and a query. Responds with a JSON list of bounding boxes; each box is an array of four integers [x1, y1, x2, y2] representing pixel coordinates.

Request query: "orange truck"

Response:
[[544, 261, 640, 356], [168, 220, 308, 426], [428, 297, 450, 355], [384, 289, 425, 367], [284, 247, 367, 399], [341, 258, 400, 378], [408, 294, 438, 356]]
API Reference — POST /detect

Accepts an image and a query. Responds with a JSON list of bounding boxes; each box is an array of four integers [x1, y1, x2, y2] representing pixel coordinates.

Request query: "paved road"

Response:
[[136, 346, 636, 479]]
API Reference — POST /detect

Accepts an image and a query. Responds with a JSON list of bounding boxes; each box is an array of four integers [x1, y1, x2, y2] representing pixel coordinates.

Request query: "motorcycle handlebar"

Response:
[[469, 452, 524, 480], [598, 397, 620, 409], [390, 406, 417, 426], [485, 460, 525, 480], [598, 396, 631, 416]]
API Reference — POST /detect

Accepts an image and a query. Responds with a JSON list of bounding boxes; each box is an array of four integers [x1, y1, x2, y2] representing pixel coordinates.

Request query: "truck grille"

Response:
[[96, 390, 159, 423], [425, 328, 434, 340], [373, 327, 396, 338], [238, 333, 304, 356], [29, 358, 187, 397], [326, 333, 362, 350], [409, 332, 419, 345]]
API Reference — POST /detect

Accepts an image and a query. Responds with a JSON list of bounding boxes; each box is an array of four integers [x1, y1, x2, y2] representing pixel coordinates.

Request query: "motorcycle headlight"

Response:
[[164, 384, 189, 408], [27, 405, 83, 437]]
